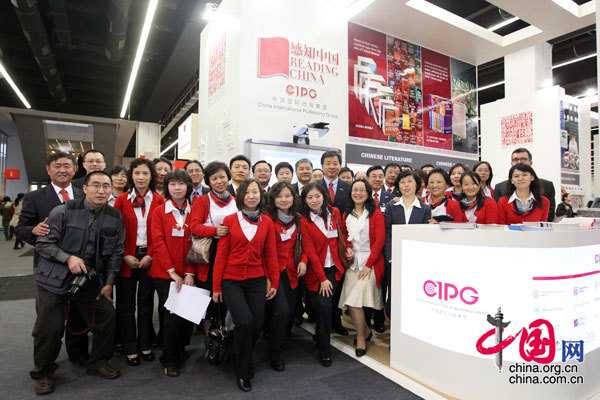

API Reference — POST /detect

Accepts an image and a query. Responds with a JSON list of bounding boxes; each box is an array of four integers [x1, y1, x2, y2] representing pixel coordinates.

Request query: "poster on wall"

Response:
[[208, 30, 226, 100], [348, 22, 478, 156], [560, 101, 580, 186]]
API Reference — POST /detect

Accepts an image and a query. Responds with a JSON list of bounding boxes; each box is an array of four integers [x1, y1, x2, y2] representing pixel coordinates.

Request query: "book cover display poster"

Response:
[[348, 22, 478, 155]]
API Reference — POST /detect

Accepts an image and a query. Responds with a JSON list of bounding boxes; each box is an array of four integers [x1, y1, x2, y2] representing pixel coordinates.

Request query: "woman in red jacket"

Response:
[[458, 171, 498, 224], [299, 182, 353, 368], [150, 170, 196, 377], [498, 164, 550, 224], [114, 158, 164, 366], [339, 179, 384, 357], [424, 168, 465, 223], [212, 179, 279, 392], [189, 161, 237, 339], [264, 182, 307, 372]]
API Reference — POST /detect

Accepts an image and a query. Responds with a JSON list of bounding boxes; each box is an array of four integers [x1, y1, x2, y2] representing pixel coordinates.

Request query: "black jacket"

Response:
[[493, 178, 556, 222]]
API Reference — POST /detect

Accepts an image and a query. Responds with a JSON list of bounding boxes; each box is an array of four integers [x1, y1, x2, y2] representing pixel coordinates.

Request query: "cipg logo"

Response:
[[423, 280, 479, 305]]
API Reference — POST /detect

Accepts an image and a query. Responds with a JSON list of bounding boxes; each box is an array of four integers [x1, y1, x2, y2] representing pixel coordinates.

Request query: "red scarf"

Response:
[[209, 190, 233, 208], [132, 188, 148, 216]]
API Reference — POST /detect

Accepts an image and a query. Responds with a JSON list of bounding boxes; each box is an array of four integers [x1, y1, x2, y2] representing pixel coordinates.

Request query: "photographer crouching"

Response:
[[31, 171, 125, 395]]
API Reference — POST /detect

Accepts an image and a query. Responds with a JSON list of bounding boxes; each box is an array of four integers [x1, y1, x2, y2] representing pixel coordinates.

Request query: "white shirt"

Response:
[[128, 189, 153, 246], [311, 212, 333, 268], [345, 211, 370, 272], [297, 182, 308, 195], [464, 205, 477, 222], [51, 183, 74, 203], [108, 194, 116, 208], [238, 211, 258, 242], [383, 184, 395, 194], [482, 186, 493, 198], [508, 191, 535, 212], [395, 197, 421, 224], [205, 194, 238, 229], [429, 199, 447, 218], [165, 199, 190, 229]]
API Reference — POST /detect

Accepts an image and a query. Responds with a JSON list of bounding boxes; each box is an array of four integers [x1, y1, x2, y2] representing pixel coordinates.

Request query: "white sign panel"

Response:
[[400, 239, 600, 362], [178, 114, 193, 156]]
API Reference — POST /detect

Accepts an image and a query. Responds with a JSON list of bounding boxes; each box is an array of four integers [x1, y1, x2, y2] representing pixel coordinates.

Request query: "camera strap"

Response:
[[64, 300, 96, 335]]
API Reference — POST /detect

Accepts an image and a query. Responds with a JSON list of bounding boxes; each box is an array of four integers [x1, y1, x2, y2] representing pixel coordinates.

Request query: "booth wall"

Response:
[[5, 135, 28, 197], [480, 86, 561, 207]]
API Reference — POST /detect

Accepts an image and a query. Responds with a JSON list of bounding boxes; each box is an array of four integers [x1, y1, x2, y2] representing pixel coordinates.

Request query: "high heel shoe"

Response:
[[355, 343, 367, 357], [126, 356, 140, 366], [141, 351, 155, 362]]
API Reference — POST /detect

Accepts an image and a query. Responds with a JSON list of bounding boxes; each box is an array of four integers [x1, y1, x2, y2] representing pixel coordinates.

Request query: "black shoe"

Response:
[[126, 356, 140, 367], [355, 347, 366, 357], [114, 344, 123, 354], [375, 324, 386, 333], [333, 326, 349, 336], [141, 352, 155, 362], [320, 355, 332, 367], [164, 367, 180, 377], [270, 359, 285, 372], [237, 378, 252, 392]]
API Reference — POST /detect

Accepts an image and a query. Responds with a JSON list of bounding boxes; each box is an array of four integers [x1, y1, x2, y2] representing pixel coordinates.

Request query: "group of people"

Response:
[[15, 145, 561, 395]]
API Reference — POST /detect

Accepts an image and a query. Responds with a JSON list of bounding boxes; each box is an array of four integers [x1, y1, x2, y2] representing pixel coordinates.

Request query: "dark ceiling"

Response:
[[0, 0, 205, 122]]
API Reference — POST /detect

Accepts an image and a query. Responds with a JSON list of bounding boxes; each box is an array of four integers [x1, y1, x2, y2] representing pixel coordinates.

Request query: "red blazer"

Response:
[[266, 215, 308, 290], [497, 196, 550, 225], [213, 213, 279, 293], [461, 197, 498, 224], [149, 203, 196, 280], [114, 191, 164, 278], [300, 207, 350, 292], [424, 196, 466, 223], [341, 208, 386, 288], [189, 195, 216, 282]]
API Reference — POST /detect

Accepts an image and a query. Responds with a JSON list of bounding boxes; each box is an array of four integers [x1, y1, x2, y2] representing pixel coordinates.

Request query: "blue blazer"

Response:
[[383, 199, 431, 263], [376, 189, 394, 211]]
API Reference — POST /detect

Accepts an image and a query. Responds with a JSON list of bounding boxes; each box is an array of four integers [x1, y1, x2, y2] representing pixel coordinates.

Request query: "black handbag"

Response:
[[204, 303, 230, 366], [293, 216, 302, 267]]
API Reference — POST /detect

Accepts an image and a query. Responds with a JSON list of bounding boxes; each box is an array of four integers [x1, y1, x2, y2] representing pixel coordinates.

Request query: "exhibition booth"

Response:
[[193, 0, 600, 398]]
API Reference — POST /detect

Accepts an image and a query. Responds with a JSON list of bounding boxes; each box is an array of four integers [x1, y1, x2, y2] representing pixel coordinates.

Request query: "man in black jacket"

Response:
[[493, 148, 556, 222], [317, 150, 350, 336], [71, 149, 106, 190], [16, 152, 91, 365], [30, 171, 125, 395]]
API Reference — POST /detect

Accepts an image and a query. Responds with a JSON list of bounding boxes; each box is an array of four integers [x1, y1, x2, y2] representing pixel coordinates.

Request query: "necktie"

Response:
[[192, 190, 199, 204], [60, 189, 70, 202], [328, 181, 335, 202], [374, 192, 379, 207], [387, 188, 392, 193]]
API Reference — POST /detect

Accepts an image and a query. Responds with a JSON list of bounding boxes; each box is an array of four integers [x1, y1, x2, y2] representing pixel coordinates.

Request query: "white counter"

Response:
[[390, 225, 600, 400]]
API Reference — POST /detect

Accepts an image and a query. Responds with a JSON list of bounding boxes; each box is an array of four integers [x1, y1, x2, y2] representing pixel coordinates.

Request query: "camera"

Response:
[[68, 269, 96, 296]]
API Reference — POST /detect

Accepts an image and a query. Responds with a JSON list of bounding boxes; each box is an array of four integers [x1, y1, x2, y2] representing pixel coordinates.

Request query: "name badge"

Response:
[[326, 229, 338, 239], [172, 226, 184, 237]]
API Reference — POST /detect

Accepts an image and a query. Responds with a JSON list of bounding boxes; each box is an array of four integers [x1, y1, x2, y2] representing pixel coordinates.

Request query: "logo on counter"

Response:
[[423, 280, 478, 305]]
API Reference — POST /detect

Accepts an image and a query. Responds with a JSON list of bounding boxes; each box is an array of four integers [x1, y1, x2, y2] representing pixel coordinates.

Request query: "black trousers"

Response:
[[383, 260, 391, 317], [309, 268, 340, 357], [222, 277, 266, 380], [31, 282, 115, 378], [116, 261, 155, 355], [266, 271, 297, 361], [154, 278, 194, 368], [65, 306, 90, 362], [331, 273, 345, 329]]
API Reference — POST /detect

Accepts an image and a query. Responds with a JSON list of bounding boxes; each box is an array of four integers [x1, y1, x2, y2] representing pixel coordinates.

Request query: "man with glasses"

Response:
[[184, 160, 209, 204], [29, 171, 125, 395], [493, 147, 556, 221], [72, 149, 107, 190]]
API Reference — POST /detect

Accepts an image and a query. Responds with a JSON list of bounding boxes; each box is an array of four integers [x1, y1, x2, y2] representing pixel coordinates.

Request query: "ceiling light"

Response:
[[120, 0, 159, 118], [552, 0, 595, 17], [160, 139, 179, 156], [552, 53, 596, 69], [477, 81, 504, 91], [0, 60, 31, 109], [487, 16, 519, 32]]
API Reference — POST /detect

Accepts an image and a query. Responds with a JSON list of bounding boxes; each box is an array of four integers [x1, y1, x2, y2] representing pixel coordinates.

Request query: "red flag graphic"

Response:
[[258, 37, 289, 78]]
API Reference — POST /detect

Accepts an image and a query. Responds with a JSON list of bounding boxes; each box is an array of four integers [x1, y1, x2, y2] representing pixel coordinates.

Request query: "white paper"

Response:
[[164, 283, 212, 324]]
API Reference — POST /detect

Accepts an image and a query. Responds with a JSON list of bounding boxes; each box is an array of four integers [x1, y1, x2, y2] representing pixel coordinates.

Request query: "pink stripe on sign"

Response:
[[532, 270, 600, 281]]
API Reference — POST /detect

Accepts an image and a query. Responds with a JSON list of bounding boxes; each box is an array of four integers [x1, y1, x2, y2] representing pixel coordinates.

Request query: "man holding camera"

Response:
[[31, 171, 125, 395]]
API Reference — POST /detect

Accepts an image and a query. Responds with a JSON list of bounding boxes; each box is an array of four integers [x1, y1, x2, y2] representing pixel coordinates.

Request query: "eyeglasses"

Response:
[[511, 157, 530, 163], [87, 183, 112, 191], [351, 189, 367, 194]]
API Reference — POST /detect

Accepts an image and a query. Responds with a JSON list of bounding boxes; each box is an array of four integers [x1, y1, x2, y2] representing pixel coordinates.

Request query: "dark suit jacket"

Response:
[[383, 199, 432, 264], [71, 177, 85, 190], [318, 178, 350, 215], [227, 183, 236, 197], [493, 178, 556, 222], [15, 184, 84, 266], [375, 188, 394, 211], [292, 182, 309, 196]]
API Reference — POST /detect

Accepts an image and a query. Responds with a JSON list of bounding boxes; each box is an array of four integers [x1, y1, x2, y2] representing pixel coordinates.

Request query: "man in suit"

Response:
[[72, 149, 106, 190], [365, 165, 392, 333], [493, 147, 556, 222], [316, 150, 349, 336], [252, 160, 272, 193], [185, 160, 210, 204], [293, 158, 313, 196], [383, 163, 401, 196], [15, 152, 90, 366], [227, 155, 251, 196]]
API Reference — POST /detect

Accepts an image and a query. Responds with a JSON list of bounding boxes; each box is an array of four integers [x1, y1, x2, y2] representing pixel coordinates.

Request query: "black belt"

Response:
[[136, 246, 147, 256]]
